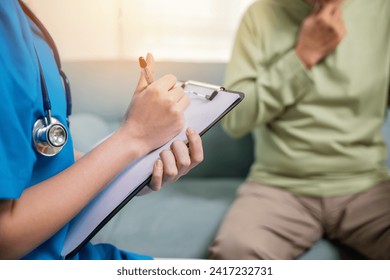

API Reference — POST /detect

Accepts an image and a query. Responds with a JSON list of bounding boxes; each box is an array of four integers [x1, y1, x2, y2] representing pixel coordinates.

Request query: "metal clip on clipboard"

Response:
[[178, 80, 226, 101]]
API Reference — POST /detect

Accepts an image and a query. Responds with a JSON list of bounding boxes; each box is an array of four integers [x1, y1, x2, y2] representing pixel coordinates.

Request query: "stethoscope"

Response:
[[19, 1, 72, 157]]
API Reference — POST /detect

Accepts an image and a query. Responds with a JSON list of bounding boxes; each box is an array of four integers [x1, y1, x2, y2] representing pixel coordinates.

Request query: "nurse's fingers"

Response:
[[149, 128, 203, 190], [186, 128, 204, 169], [159, 149, 179, 185], [170, 140, 192, 176], [149, 159, 163, 191], [168, 85, 185, 103], [176, 94, 190, 111], [135, 52, 156, 93]]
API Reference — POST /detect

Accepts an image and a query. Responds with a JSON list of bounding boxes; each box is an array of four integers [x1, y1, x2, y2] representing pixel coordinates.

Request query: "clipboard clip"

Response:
[[178, 80, 225, 101], [186, 90, 218, 101]]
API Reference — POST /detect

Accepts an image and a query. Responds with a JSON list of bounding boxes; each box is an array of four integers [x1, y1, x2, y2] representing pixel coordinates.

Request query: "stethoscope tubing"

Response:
[[19, 0, 72, 121], [18, 0, 72, 156]]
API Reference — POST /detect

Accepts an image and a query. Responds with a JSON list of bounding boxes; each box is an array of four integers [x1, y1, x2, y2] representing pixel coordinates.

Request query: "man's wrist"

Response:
[[295, 46, 320, 69]]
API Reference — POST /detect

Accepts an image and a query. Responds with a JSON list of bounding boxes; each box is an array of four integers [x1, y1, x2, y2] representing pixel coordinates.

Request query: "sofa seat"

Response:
[[90, 178, 344, 260]]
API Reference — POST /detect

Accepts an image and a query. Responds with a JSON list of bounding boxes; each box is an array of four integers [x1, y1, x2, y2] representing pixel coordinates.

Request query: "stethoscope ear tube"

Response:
[[60, 70, 72, 126]]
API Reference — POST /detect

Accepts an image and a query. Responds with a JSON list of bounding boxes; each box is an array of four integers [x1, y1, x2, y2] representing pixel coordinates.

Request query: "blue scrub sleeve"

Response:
[[0, 0, 38, 199], [0, 119, 35, 199]]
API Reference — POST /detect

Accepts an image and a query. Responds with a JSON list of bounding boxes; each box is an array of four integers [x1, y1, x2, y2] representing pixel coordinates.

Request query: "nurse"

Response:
[[0, 0, 204, 259]]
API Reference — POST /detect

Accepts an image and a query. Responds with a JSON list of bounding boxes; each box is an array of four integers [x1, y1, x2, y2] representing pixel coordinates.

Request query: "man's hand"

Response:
[[295, 1, 346, 69]]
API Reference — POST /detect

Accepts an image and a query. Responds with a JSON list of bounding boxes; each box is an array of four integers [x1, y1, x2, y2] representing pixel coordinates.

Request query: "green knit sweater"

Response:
[[222, 0, 390, 196]]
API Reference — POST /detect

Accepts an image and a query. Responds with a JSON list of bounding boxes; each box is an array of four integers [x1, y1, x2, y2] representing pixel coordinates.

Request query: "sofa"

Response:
[[64, 60, 390, 259]]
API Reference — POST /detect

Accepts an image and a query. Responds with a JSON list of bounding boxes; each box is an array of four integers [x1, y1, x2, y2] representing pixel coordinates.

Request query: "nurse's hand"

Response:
[[138, 127, 203, 194], [121, 53, 189, 156]]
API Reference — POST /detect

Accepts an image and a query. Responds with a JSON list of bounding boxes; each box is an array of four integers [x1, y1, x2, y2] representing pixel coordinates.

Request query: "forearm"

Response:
[[74, 149, 84, 161], [220, 8, 314, 138], [0, 127, 146, 259], [222, 48, 313, 138]]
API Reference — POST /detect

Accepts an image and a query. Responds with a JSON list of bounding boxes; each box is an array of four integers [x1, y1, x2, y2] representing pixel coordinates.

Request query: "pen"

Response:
[[139, 56, 153, 85], [139, 57, 213, 100]]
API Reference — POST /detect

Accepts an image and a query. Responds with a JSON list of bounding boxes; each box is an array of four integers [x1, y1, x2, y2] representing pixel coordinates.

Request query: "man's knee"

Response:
[[208, 234, 275, 260]]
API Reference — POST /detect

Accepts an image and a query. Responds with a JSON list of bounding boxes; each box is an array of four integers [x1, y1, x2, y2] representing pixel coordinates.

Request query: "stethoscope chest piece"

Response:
[[33, 116, 68, 156]]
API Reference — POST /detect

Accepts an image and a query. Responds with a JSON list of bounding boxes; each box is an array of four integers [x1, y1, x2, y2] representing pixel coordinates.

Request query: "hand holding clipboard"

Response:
[[61, 64, 245, 258]]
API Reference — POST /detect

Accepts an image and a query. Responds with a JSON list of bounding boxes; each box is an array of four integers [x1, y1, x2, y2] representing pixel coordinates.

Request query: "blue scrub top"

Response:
[[0, 0, 151, 260]]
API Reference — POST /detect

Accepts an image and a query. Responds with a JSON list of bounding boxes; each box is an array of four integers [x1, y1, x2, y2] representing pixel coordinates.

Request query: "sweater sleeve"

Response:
[[222, 8, 314, 138], [388, 88, 390, 106]]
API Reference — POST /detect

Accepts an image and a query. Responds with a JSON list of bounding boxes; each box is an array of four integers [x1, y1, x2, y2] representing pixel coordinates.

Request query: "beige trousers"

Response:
[[208, 180, 390, 260]]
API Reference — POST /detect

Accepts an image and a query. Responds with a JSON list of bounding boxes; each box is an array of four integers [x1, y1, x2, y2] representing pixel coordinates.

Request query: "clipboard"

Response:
[[61, 80, 245, 259]]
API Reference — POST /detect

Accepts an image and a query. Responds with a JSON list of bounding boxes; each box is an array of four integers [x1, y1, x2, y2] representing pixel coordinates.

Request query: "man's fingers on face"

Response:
[[332, 6, 342, 18], [317, 1, 339, 20]]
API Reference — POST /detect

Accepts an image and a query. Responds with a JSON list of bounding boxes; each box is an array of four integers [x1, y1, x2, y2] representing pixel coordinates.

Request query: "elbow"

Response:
[[0, 206, 27, 260], [221, 118, 250, 139], [0, 228, 30, 260], [0, 228, 19, 260]]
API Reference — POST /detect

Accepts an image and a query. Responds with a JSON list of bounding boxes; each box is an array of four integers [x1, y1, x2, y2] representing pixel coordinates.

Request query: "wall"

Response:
[[25, 0, 256, 62]]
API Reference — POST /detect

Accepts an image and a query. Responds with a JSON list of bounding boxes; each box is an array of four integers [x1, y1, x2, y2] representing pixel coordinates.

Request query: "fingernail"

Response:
[[186, 127, 195, 135], [155, 159, 163, 168]]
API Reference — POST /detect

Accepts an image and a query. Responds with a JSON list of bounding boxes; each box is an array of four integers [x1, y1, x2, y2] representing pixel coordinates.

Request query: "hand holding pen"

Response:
[[127, 53, 189, 151], [132, 53, 203, 191]]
